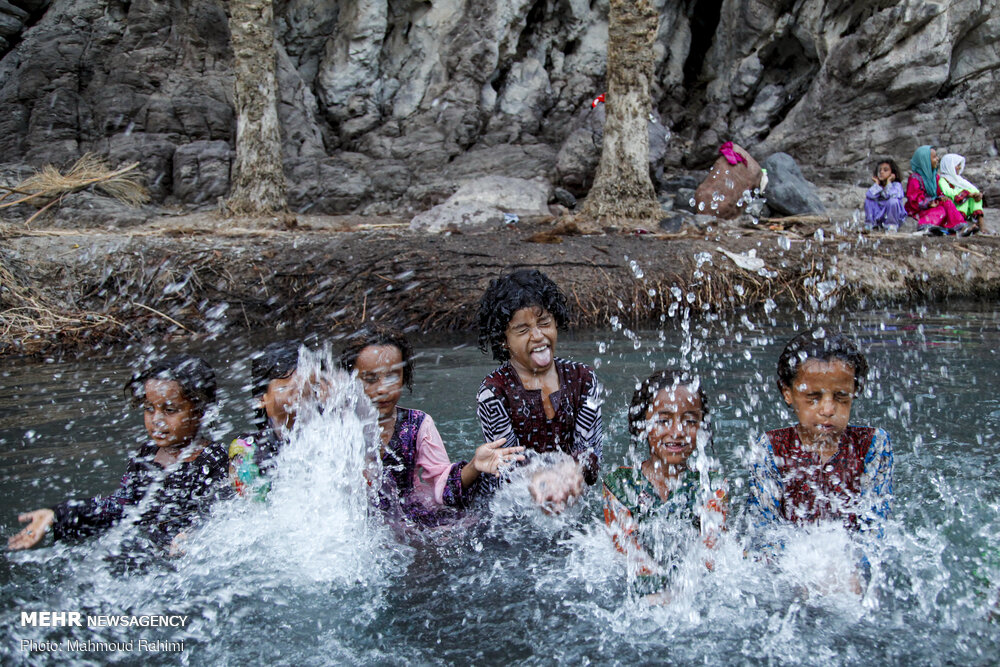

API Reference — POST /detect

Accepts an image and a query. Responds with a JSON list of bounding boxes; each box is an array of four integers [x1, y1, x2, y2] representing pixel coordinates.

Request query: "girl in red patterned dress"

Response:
[[747, 329, 893, 537], [476, 269, 603, 514]]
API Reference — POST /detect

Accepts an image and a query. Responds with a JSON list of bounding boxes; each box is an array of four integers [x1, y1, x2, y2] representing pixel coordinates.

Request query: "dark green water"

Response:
[[1, 302, 998, 665]]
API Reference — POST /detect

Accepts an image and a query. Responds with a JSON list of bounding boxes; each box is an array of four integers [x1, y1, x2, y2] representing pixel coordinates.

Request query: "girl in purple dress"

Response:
[[341, 326, 523, 527], [864, 158, 906, 230]]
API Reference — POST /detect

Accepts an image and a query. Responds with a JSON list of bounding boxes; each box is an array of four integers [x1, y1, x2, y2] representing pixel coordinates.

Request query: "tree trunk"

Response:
[[580, 0, 661, 230], [225, 0, 287, 216]]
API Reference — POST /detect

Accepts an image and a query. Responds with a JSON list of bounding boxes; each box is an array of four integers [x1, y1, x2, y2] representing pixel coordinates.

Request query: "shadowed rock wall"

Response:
[[1, 0, 998, 213]]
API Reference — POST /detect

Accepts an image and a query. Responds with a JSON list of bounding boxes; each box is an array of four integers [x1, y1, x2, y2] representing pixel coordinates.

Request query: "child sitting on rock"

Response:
[[864, 158, 906, 230], [938, 153, 985, 234], [905, 145, 970, 235]]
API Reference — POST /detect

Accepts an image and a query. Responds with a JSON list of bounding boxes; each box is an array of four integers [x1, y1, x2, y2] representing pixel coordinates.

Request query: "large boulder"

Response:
[[172, 141, 233, 206], [693, 143, 762, 219], [409, 176, 551, 233], [761, 152, 826, 216]]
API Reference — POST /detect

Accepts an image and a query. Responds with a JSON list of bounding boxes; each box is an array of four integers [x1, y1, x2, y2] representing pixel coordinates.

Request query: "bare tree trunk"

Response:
[[580, 0, 661, 230], [225, 0, 287, 216]]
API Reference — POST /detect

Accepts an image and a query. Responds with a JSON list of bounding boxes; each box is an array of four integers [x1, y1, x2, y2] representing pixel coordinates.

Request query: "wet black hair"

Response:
[[125, 355, 217, 411], [628, 369, 708, 445], [776, 328, 869, 393], [477, 269, 571, 362], [339, 325, 414, 390], [251, 340, 302, 429], [873, 158, 901, 183]]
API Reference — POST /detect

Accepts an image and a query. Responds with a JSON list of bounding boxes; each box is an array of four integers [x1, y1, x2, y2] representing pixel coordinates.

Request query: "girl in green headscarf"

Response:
[[904, 146, 969, 234]]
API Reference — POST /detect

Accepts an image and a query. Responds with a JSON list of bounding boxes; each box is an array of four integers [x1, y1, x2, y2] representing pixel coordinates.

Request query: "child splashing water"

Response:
[[8, 355, 229, 551], [747, 329, 893, 592], [230, 340, 317, 499], [476, 269, 603, 514], [603, 370, 726, 602], [341, 326, 524, 527]]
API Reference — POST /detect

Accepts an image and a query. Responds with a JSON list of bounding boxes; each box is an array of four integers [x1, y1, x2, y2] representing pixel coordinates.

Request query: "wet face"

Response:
[[930, 148, 939, 169], [877, 163, 892, 183], [142, 379, 202, 450], [781, 359, 856, 447], [645, 385, 702, 468], [354, 345, 404, 422], [259, 371, 305, 433], [505, 306, 558, 374]]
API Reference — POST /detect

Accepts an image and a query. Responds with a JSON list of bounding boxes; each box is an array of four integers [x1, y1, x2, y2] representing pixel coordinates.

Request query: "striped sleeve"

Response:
[[859, 427, 893, 537], [572, 369, 603, 484], [476, 383, 516, 494], [746, 432, 783, 528]]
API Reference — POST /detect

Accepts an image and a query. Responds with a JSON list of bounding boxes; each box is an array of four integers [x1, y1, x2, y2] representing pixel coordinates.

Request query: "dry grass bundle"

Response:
[[0, 154, 149, 225]]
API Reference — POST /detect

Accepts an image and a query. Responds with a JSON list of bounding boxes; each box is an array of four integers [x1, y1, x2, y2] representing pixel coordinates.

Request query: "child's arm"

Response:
[[858, 428, 893, 537], [866, 183, 885, 200], [570, 371, 603, 485], [475, 383, 518, 494], [746, 432, 783, 528]]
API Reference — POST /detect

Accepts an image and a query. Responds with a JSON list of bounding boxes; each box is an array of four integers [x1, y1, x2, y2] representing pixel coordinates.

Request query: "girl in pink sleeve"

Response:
[[340, 327, 524, 526]]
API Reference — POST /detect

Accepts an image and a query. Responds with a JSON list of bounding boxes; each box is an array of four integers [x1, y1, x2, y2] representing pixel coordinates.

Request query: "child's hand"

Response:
[[872, 176, 879, 185], [8, 509, 54, 550], [974, 192, 983, 202], [528, 459, 584, 514], [168, 532, 188, 557], [471, 438, 525, 475], [887, 173, 895, 183]]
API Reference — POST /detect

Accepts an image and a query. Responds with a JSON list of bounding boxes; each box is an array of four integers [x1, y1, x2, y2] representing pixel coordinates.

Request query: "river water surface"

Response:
[[1, 303, 998, 664]]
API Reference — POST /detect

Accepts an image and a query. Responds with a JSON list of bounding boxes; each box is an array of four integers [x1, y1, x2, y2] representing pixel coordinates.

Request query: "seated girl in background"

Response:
[[230, 340, 312, 499], [864, 158, 906, 230], [476, 269, 603, 513], [747, 329, 893, 537], [905, 145, 969, 234], [938, 153, 985, 234], [9, 355, 229, 551], [603, 370, 726, 600], [341, 326, 524, 526]]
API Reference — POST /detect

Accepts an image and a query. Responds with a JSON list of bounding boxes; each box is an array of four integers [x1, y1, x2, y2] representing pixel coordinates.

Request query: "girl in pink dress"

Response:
[[904, 145, 968, 234], [340, 326, 523, 526]]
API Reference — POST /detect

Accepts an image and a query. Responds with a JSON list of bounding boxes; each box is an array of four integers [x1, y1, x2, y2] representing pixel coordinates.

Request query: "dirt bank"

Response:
[[2, 213, 998, 356]]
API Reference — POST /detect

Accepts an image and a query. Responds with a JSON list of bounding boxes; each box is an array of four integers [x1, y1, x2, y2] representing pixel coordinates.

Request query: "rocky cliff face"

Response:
[[1, 0, 998, 214]]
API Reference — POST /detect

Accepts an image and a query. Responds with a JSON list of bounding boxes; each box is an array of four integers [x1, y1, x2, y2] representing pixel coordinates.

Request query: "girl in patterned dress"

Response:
[[747, 329, 893, 547], [475, 269, 604, 513], [341, 326, 523, 527], [9, 355, 229, 551], [603, 370, 726, 599]]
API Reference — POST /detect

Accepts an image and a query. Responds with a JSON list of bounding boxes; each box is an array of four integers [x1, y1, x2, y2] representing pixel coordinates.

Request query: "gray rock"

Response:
[[552, 187, 577, 208], [2, 0, 1000, 216], [285, 156, 372, 214], [106, 132, 177, 200], [409, 202, 505, 234], [48, 191, 154, 229], [447, 176, 552, 215], [761, 152, 826, 216], [172, 141, 233, 206]]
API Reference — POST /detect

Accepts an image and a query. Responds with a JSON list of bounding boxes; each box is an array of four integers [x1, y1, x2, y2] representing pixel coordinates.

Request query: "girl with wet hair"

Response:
[[229, 340, 310, 499], [603, 370, 726, 600], [748, 327, 892, 535], [475, 269, 603, 514], [8, 355, 229, 551], [341, 326, 523, 526]]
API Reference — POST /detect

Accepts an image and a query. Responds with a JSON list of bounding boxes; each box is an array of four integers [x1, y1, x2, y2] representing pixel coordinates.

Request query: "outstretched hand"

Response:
[[471, 438, 525, 475], [528, 459, 585, 515], [8, 509, 54, 550]]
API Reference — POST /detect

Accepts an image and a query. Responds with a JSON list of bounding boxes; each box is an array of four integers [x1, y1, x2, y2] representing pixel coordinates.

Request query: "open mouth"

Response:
[[529, 343, 552, 367]]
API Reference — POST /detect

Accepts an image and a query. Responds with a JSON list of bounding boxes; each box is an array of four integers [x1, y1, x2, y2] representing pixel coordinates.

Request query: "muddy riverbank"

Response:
[[1, 212, 998, 356]]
